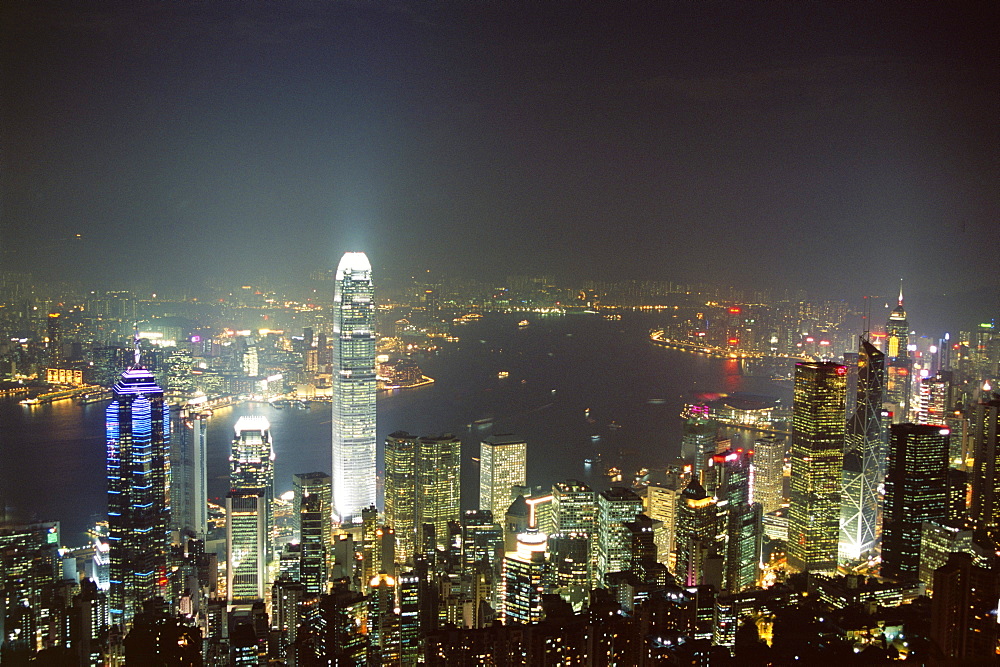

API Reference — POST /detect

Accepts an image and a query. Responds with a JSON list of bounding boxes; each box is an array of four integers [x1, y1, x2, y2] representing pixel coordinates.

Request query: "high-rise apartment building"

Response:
[[786, 361, 846, 575], [331, 251, 377, 523], [226, 489, 268, 603], [881, 424, 949, 580], [839, 338, 884, 564], [106, 360, 170, 629], [479, 435, 527, 519], [293, 472, 332, 595]]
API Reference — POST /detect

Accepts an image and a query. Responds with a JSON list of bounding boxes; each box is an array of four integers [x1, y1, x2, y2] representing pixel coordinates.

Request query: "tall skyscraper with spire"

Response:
[[331, 251, 376, 523], [839, 337, 885, 564], [885, 282, 913, 422], [106, 341, 170, 629]]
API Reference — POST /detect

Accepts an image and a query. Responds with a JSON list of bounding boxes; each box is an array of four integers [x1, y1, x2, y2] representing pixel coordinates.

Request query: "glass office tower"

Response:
[[331, 251, 376, 523]]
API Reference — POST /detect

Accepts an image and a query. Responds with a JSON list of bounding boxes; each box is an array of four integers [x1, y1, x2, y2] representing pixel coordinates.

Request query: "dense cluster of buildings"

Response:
[[1, 259, 999, 664]]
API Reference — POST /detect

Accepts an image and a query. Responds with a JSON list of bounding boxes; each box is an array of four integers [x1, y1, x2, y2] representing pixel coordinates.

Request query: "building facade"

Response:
[[331, 251, 377, 523], [106, 362, 171, 629], [479, 435, 527, 519], [786, 361, 846, 575]]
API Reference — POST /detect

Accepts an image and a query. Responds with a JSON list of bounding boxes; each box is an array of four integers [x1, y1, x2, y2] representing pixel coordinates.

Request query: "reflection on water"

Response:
[[0, 313, 791, 544]]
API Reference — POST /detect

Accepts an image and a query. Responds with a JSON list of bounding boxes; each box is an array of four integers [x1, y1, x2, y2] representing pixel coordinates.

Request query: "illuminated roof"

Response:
[[234, 415, 271, 435], [336, 251, 372, 280], [112, 367, 163, 395]]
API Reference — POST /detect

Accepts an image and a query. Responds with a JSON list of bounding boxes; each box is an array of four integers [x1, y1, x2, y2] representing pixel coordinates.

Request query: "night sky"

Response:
[[2, 2, 997, 311]]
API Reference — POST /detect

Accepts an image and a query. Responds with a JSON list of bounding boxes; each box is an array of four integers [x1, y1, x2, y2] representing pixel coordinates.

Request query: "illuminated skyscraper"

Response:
[[331, 252, 377, 523], [293, 472, 332, 595], [881, 424, 949, 580], [232, 416, 274, 559], [885, 284, 909, 359], [231, 416, 274, 494], [752, 436, 784, 515], [106, 357, 170, 629], [786, 361, 846, 575], [415, 434, 462, 550], [839, 338, 884, 564], [596, 487, 643, 584], [384, 432, 417, 562], [501, 530, 547, 624], [385, 432, 462, 560], [226, 489, 267, 603], [171, 410, 208, 540], [885, 284, 912, 422], [680, 412, 718, 480], [969, 391, 1000, 548], [918, 373, 950, 425], [674, 477, 722, 587], [704, 448, 761, 593], [479, 435, 527, 519]]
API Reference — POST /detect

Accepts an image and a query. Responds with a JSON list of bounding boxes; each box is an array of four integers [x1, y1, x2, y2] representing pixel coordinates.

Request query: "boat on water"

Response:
[[498, 371, 509, 379], [472, 417, 494, 427], [609, 421, 622, 430], [590, 434, 601, 442], [518, 319, 529, 328]]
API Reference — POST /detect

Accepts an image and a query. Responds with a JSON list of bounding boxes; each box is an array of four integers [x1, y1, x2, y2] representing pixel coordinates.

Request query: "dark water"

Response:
[[0, 313, 789, 544]]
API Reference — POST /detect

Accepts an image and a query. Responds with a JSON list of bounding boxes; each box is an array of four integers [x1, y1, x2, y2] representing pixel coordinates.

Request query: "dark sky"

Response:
[[2, 2, 998, 306]]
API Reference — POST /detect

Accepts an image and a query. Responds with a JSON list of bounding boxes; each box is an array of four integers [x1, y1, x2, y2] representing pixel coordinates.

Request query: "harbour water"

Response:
[[0, 312, 790, 544]]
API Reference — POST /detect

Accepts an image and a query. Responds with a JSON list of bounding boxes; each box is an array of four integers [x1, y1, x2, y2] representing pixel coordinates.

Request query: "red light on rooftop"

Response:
[[836, 366, 847, 375], [728, 338, 739, 345], [728, 306, 741, 314]]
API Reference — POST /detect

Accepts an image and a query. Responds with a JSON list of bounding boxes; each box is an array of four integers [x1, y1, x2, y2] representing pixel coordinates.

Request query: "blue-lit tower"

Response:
[[106, 349, 170, 629], [331, 251, 377, 522]]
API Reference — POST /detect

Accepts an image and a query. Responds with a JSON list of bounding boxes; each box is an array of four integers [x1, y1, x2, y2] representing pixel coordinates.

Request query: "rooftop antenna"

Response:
[[862, 295, 871, 341], [898, 278, 904, 306], [133, 324, 141, 367]]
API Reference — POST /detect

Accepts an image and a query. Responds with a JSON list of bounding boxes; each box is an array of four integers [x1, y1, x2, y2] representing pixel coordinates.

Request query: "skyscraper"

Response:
[[885, 284, 912, 422], [501, 530, 547, 624], [232, 416, 274, 560], [171, 409, 208, 540], [786, 361, 846, 575], [293, 472, 332, 595], [752, 436, 784, 515], [969, 391, 1000, 549], [384, 432, 417, 562], [106, 357, 171, 629], [839, 337, 885, 564], [331, 251, 377, 523], [680, 413, 718, 480], [385, 432, 463, 560], [704, 449, 761, 593], [674, 477, 722, 587], [226, 489, 268, 603], [479, 435, 527, 519], [416, 434, 462, 550], [596, 487, 643, 584], [881, 424, 949, 580]]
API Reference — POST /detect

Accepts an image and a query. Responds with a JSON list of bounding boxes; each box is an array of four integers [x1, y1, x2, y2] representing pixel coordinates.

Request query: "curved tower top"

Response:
[[336, 251, 372, 280]]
